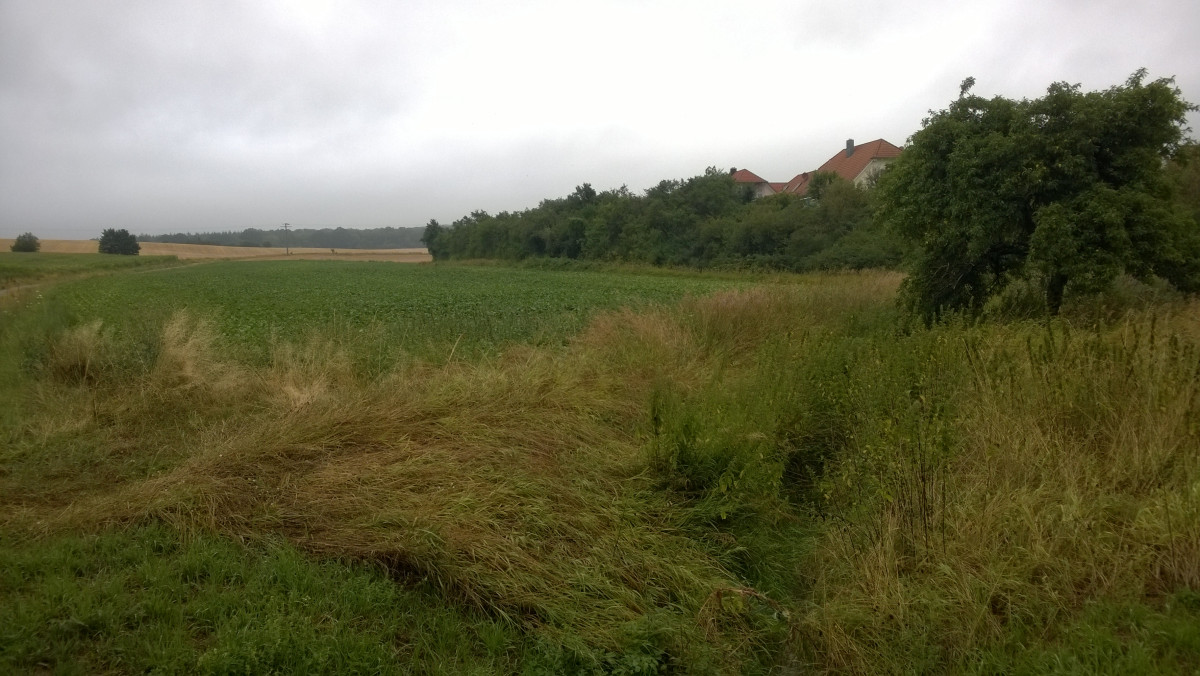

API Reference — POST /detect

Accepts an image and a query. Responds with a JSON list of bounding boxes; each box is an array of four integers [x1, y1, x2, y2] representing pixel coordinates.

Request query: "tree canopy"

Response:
[[98, 228, 140, 255], [877, 70, 1200, 319], [421, 170, 905, 271], [10, 232, 40, 252]]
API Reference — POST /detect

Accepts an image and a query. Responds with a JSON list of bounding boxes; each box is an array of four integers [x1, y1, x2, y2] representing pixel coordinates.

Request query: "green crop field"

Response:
[[2, 261, 1198, 674], [7, 260, 744, 367]]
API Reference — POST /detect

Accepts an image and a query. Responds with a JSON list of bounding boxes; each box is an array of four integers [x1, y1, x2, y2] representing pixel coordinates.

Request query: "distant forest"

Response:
[[138, 226, 426, 250], [422, 168, 909, 271]]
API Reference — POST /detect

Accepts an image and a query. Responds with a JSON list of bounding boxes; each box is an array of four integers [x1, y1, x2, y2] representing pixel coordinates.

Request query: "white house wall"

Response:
[[853, 158, 896, 188]]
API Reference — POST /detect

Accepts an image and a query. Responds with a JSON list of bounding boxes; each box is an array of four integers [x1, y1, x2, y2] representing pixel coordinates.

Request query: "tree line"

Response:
[[421, 169, 908, 272], [426, 70, 1199, 318], [138, 226, 426, 250]]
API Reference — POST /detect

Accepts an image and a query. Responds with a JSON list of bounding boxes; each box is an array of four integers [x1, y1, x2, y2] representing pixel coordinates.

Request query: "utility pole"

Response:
[[283, 223, 290, 255]]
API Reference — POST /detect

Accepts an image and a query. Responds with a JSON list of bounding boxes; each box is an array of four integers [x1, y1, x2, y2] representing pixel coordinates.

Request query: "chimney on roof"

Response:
[[846, 139, 855, 157]]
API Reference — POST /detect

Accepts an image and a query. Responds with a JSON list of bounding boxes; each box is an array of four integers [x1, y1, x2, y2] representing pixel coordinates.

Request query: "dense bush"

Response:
[[98, 228, 140, 255], [878, 70, 1200, 320], [10, 232, 39, 252]]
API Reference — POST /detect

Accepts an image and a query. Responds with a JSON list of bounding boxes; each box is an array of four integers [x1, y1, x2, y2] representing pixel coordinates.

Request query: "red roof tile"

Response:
[[816, 138, 902, 183], [782, 172, 811, 195], [731, 138, 900, 198], [730, 168, 768, 184]]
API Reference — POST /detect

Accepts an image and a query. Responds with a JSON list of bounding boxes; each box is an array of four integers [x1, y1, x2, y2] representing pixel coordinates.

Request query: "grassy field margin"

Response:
[[2, 261, 1198, 673]]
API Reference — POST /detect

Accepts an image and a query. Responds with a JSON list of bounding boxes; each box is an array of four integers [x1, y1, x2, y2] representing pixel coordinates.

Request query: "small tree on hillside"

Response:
[[98, 228, 140, 255], [877, 70, 1200, 320], [10, 232, 40, 252]]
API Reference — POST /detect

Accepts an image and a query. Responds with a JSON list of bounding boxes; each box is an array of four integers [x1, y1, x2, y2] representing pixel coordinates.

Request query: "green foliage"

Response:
[[97, 228, 140, 255], [425, 167, 897, 271], [803, 170, 840, 200], [9, 232, 39, 253], [421, 219, 448, 260], [1167, 142, 1200, 225], [879, 70, 1200, 320]]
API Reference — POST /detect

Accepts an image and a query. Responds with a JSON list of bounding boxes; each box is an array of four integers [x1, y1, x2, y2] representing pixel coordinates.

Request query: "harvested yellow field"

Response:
[[1, 239, 430, 262]]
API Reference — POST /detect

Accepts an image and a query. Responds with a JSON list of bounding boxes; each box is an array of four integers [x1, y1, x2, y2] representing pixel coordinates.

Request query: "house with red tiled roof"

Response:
[[736, 138, 903, 198], [814, 138, 902, 189], [730, 168, 778, 199]]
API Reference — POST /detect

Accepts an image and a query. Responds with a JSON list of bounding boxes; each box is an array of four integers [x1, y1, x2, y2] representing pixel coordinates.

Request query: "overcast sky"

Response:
[[2, 0, 1198, 239]]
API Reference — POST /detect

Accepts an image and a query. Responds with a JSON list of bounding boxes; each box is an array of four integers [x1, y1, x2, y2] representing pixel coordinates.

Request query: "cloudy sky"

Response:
[[2, 0, 1198, 239]]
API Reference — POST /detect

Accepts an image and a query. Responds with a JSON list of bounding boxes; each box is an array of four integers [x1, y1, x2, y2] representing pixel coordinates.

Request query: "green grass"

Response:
[[963, 593, 1200, 674], [1, 261, 1198, 673], [0, 252, 180, 289], [0, 524, 525, 674]]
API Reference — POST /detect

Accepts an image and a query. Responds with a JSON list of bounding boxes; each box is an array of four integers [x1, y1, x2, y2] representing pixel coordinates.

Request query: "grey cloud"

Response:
[[2, 0, 1198, 239]]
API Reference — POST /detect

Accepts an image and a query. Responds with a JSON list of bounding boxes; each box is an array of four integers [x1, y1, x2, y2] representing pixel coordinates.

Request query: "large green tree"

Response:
[[878, 70, 1199, 319], [98, 228, 140, 255]]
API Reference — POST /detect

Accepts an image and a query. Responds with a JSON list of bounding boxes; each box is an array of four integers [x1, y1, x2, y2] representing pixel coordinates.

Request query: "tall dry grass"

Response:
[[802, 305, 1200, 671]]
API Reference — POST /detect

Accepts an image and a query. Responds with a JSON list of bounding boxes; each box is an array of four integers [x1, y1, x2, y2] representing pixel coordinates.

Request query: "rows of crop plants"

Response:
[[6, 260, 744, 369], [3, 260, 1198, 673]]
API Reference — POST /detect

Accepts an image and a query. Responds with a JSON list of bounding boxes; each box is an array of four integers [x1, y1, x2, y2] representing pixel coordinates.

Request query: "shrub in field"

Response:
[[10, 232, 39, 252], [98, 228, 140, 255], [879, 70, 1199, 320]]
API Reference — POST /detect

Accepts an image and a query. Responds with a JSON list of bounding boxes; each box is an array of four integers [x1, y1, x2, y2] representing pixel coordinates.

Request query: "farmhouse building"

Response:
[[811, 138, 903, 189], [737, 138, 903, 198], [730, 168, 778, 199]]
